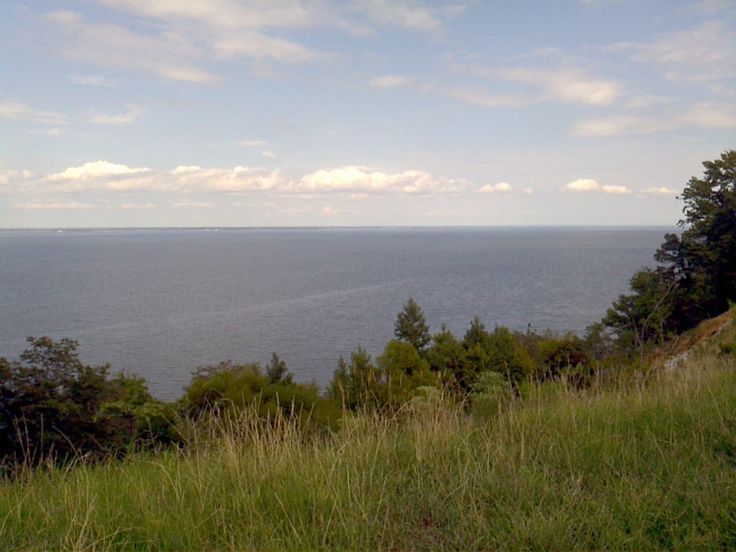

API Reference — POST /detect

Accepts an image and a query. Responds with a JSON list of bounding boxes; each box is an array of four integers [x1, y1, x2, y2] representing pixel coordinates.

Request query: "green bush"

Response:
[[183, 360, 340, 430], [0, 337, 175, 466]]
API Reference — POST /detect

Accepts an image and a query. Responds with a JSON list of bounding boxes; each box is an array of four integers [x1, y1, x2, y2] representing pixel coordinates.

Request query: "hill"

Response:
[[1, 312, 734, 550]]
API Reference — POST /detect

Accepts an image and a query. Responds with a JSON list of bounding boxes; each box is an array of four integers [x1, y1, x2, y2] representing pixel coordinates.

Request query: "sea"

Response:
[[0, 227, 671, 400]]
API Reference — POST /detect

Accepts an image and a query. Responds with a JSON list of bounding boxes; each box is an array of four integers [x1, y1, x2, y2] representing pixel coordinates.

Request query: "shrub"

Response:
[[0, 337, 174, 466]]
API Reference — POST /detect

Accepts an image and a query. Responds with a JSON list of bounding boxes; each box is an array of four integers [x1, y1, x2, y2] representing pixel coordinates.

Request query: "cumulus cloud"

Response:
[[565, 179, 631, 194], [3, 161, 468, 203], [369, 74, 415, 88], [641, 187, 679, 196], [89, 104, 145, 125], [0, 170, 34, 187], [296, 166, 462, 194], [601, 185, 631, 194], [478, 182, 512, 193], [48, 160, 151, 181], [0, 100, 67, 125], [565, 178, 600, 192]]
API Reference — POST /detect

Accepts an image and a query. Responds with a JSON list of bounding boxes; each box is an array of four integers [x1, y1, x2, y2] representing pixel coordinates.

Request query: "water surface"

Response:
[[0, 227, 669, 399]]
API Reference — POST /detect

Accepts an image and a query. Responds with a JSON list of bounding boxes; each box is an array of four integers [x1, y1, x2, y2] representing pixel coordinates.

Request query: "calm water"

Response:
[[0, 227, 669, 400]]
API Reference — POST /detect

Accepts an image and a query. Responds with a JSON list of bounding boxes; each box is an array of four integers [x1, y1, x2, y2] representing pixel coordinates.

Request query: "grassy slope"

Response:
[[1, 323, 735, 551]]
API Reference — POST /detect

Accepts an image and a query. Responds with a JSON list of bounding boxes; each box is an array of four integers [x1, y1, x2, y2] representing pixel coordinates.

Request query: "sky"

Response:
[[1, 0, 734, 228]]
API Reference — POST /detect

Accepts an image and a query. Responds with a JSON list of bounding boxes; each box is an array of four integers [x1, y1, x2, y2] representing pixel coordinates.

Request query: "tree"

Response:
[[265, 353, 293, 384], [462, 316, 491, 351], [329, 347, 382, 410], [0, 337, 173, 465], [426, 325, 467, 391], [602, 267, 678, 362], [485, 326, 534, 384], [602, 150, 736, 349], [655, 150, 736, 328], [394, 298, 431, 351], [377, 340, 437, 406]]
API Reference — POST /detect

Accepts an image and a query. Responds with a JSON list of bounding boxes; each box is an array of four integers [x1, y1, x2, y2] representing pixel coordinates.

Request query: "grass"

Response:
[[1, 335, 735, 550]]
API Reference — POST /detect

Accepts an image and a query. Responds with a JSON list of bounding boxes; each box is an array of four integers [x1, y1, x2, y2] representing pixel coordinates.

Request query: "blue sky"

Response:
[[1, 0, 734, 227]]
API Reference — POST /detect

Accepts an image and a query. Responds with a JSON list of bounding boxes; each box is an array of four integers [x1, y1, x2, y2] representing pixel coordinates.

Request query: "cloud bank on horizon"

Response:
[[1, 0, 734, 227]]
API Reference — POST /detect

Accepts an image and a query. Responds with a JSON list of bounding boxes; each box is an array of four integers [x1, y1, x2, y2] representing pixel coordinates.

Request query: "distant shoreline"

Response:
[[0, 224, 676, 233]]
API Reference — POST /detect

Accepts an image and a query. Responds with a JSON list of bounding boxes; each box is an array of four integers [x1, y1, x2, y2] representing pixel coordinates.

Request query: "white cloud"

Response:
[[172, 200, 213, 208], [297, 166, 462, 194], [0, 100, 67, 125], [70, 74, 116, 87], [626, 95, 676, 109], [89, 104, 145, 125], [321, 205, 341, 216], [3, 161, 467, 200], [261, 151, 277, 159], [27, 127, 66, 137], [612, 21, 736, 81], [13, 201, 95, 210], [172, 165, 202, 174], [351, 0, 443, 31], [48, 160, 151, 181], [120, 202, 156, 209], [213, 32, 326, 63], [565, 178, 600, 192], [602, 185, 631, 194], [45, 11, 216, 83], [369, 74, 415, 88], [430, 85, 527, 108], [564, 179, 630, 194], [98, 0, 324, 30], [573, 102, 736, 136], [0, 170, 34, 187], [498, 67, 622, 105], [641, 187, 679, 196], [479, 182, 512, 193]]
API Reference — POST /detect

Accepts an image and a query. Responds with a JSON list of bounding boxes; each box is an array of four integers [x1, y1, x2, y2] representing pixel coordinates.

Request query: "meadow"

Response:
[[1, 325, 734, 551]]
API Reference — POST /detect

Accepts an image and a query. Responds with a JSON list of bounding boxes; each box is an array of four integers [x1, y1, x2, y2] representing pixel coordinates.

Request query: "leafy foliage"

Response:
[[394, 297, 431, 351], [603, 150, 736, 351], [0, 337, 175, 466], [183, 360, 338, 429]]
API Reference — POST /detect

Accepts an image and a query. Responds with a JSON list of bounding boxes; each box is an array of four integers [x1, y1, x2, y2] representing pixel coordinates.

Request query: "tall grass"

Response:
[[1, 351, 735, 551]]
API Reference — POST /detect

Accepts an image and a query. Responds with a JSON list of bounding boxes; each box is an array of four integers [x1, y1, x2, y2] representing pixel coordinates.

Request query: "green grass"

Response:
[[1, 347, 735, 550]]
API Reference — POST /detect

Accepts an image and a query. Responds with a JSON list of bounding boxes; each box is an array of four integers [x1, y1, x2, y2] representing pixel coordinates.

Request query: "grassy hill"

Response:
[[1, 315, 735, 551]]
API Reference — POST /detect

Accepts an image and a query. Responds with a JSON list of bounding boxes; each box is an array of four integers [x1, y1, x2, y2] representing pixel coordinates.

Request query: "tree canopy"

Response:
[[603, 150, 736, 348], [394, 297, 431, 351]]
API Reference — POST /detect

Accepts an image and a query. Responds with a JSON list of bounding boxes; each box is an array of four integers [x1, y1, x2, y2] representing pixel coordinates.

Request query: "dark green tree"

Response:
[[394, 298, 431, 351], [602, 150, 736, 351], [265, 352, 293, 384], [378, 340, 438, 406], [0, 337, 173, 465], [602, 267, 678, 361], [329, 347, 382, 410], [655, 149, 736, 328], [426, 325, 467, 391]]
